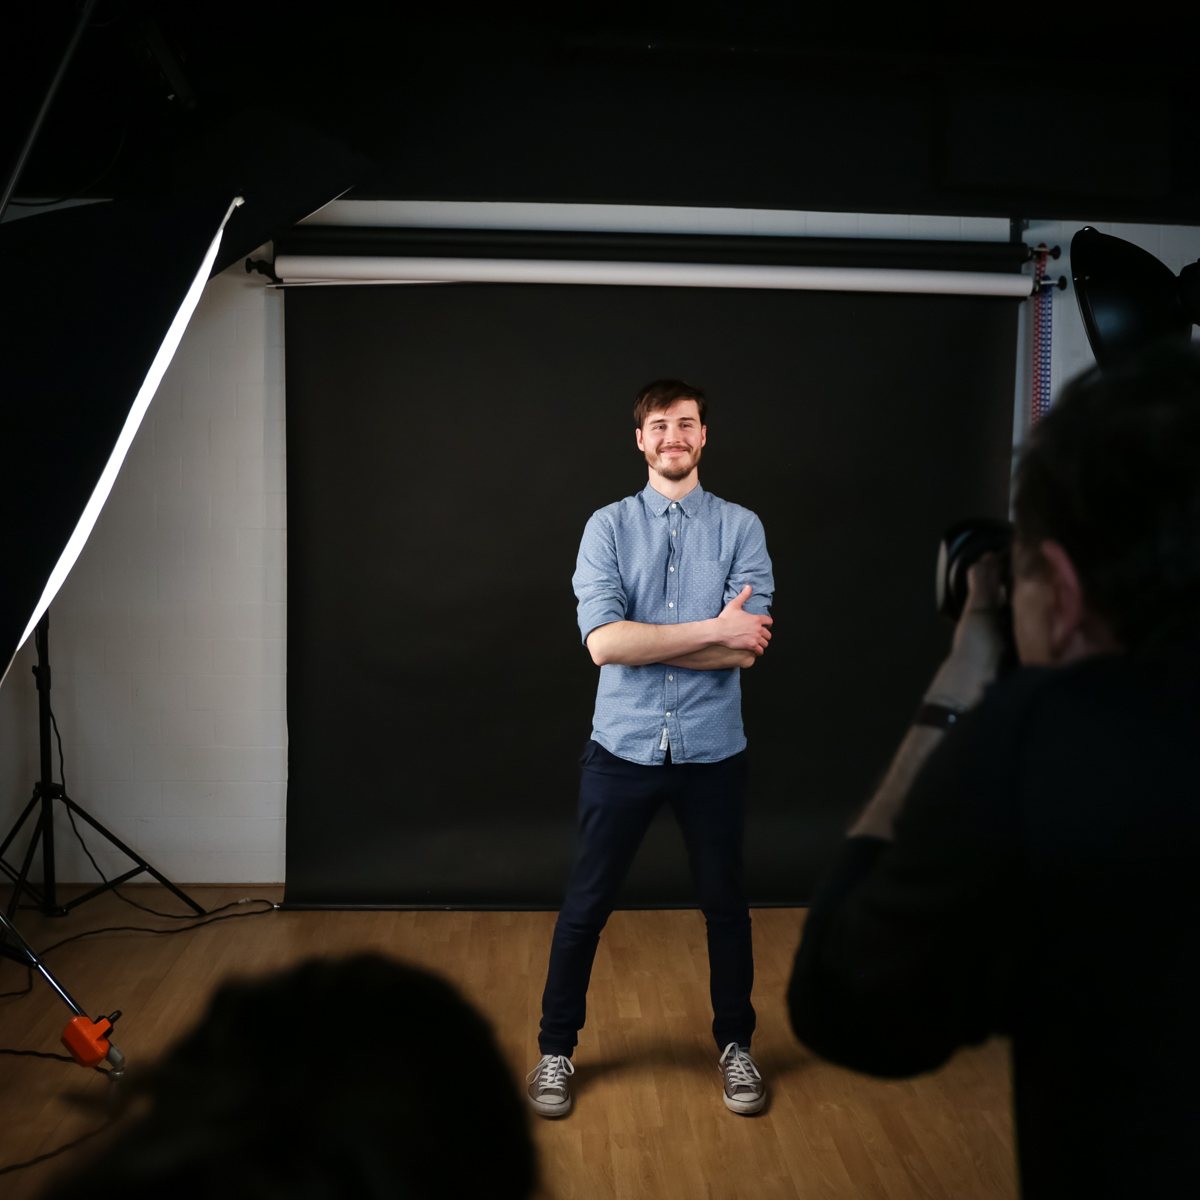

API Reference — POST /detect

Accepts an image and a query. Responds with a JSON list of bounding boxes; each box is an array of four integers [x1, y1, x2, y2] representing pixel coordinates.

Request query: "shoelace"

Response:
[[719, 1044, 761, 1090], [528, 1054, 575, 1091]]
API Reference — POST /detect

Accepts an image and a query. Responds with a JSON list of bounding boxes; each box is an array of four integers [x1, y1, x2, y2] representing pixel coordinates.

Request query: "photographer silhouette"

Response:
[[788, 344, 1200, 1200]]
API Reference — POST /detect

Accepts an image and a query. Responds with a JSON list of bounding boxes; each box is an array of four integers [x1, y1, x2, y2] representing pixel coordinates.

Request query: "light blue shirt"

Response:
[[573, 482, 774, 765]]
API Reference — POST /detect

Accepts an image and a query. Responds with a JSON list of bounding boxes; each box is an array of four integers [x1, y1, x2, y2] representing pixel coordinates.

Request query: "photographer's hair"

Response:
[[1013, 342, 1200, 650], [42, 955, 536, 1200], [633, 379, 708, 429]]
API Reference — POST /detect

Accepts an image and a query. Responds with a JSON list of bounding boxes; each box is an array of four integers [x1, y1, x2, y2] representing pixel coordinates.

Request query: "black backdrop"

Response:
[[283, 283, 1017, 907]]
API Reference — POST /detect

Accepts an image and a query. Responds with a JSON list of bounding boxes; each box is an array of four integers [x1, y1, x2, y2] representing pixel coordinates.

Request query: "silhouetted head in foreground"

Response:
[[43, 955, 536, 1200]]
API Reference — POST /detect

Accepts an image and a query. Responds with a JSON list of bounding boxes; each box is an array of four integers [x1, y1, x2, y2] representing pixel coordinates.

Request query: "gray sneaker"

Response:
[[719, 1043, 765, 1114], [527, 1053, 575, 1118]]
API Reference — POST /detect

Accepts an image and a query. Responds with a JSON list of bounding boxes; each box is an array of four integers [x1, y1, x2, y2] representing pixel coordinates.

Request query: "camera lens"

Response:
[[936, 518, 1014, 621]]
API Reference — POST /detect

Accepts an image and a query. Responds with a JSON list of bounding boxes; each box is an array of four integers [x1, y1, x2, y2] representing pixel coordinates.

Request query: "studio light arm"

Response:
[[0, 0, 100, 224], [0, 908, 125, 1078]]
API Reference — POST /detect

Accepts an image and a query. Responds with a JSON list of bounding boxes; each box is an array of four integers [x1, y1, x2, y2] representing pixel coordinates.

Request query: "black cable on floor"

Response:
[[36, 900, 279, 959], [1, 902, 280, 1002], [1, 903, 280, 1001], [0, 1047, 108, 1073], [0, 1122, 112, 1178], [0, 1034, 112, 1179], [0, 968, 33, 1001]]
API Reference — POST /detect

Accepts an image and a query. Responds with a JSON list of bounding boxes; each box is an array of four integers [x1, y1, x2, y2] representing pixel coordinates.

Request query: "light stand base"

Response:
[[0, 782, 205, 920], [0, 613, 204, 920]]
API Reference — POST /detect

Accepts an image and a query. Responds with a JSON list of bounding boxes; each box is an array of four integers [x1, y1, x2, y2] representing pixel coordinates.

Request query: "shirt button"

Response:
[[668, 602, 674, 608], [671, 530, 677, 536], [670, 503, 677, 509], [668, 675, 674, 681], [669, 566, 675, 572], [666, 712, 671, 718]]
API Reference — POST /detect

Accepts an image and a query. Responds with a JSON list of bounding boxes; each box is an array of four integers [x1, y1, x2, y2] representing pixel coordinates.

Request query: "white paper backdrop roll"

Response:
[[274, 255, 1035, 297]]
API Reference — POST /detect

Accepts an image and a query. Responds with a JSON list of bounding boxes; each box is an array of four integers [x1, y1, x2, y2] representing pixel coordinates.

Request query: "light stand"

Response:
[[0, 613, 205, 920]]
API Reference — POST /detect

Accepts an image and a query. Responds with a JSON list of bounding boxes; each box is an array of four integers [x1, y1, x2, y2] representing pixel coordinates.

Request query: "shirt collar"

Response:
[[642, 481, 704, 517]]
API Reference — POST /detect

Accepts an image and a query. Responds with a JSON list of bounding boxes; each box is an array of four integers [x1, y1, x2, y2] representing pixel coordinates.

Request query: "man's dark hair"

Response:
[[633, 379, 707, 429], [1013, 342, 1200, 649], [43, 955, 536, 1200]]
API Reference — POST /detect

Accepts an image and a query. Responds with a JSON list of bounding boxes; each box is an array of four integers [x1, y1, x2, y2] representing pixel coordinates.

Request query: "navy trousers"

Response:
[[539, 740, 756, 1057]]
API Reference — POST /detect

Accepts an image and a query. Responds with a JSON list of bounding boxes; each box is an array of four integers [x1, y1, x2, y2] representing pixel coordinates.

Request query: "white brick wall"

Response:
[[0, 256, 287, 884]]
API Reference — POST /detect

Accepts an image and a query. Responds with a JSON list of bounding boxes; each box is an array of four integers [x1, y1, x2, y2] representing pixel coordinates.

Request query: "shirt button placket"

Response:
[[667, 505, 681, 758], [669, 507, 681, 622]]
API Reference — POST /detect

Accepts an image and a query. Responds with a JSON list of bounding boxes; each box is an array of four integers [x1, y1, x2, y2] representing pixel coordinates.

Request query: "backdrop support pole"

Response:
[[0, 614, 206, 919]]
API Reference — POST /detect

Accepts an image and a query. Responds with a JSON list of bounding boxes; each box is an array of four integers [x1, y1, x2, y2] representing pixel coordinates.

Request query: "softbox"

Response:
[[0, 194, 244, 676]]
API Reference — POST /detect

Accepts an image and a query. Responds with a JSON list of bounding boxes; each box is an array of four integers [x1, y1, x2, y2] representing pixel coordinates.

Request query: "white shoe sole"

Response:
[[723, 1091, 766, 1115], [529, 1093, 573, 1118]]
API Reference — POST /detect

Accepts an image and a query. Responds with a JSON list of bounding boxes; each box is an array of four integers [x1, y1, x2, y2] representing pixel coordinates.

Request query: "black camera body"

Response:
[[936, 518, 1019, 675]]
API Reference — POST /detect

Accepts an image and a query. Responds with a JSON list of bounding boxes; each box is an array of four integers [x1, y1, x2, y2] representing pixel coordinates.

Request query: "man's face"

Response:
[[635, 399, 707, 482]]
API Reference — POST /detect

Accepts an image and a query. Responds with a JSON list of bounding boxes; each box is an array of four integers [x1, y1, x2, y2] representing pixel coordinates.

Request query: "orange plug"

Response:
[[61, 1011, 121, 1067]]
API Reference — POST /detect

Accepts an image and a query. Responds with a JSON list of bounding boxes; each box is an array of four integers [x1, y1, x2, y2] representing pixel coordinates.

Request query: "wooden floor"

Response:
[[0, 886, 1017, 1199]]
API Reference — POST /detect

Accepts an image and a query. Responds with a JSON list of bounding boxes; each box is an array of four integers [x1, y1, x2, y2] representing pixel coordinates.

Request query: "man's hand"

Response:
[[660, 587, 769, 669], [711, 585, 773, 656]]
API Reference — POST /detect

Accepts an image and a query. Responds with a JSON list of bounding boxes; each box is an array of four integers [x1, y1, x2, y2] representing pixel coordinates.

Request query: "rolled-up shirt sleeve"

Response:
[[725, 513, 774, 615], [573, 513, 627, 644]]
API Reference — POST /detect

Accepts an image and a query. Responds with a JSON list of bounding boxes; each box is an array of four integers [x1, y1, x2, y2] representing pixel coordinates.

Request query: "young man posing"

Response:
[[527, 379, 775, 1118]]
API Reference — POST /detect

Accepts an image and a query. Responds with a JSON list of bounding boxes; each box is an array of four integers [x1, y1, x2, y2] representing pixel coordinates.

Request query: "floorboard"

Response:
[[0, 887, 1016, 1199]]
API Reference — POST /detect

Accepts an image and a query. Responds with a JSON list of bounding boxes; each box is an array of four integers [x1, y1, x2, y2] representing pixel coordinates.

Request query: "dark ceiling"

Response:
[[4, 1, 1199, 225]]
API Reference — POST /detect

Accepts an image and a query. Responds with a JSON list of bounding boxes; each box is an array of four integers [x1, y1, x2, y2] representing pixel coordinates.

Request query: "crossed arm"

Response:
[[585, 585, 772, 671]]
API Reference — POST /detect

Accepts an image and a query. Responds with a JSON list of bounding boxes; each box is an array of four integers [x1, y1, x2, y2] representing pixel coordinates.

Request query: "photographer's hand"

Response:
[[925, 553, 1008, 709], [848, 556, 1007, 840]]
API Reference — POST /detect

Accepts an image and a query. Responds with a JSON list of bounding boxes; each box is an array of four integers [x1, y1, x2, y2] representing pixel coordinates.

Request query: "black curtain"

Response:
[[283, 282, 1017, 906]]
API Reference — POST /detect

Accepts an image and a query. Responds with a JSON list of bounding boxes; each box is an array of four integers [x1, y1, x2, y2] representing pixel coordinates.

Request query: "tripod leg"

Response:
[[6, 806, 45, 920], [0, 790, 41, 861], [20, 618, 205, 919], [63, 797, 206, 916]]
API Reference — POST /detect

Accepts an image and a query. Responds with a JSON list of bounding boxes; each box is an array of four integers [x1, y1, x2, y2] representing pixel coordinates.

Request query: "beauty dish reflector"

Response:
[[1072, 227, 1200, 367]]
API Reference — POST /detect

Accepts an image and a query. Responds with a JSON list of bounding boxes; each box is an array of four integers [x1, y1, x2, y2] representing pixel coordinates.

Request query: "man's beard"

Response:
[[647, 445, 701, 481]]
